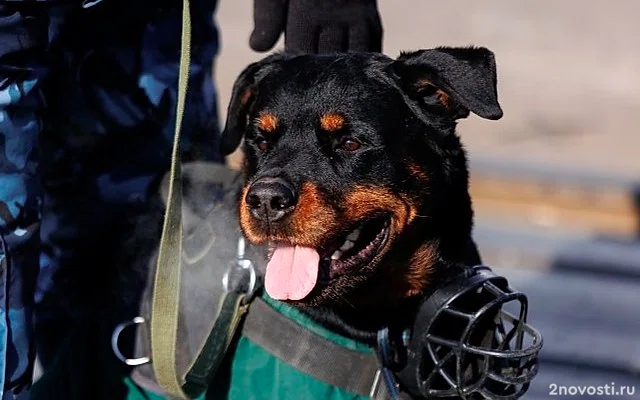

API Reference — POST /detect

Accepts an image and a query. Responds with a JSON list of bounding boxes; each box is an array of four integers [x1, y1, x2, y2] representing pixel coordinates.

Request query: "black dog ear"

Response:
[[393, 46, 503, 120], [220, 62, 263, 155], [221, 54, 289, 155]]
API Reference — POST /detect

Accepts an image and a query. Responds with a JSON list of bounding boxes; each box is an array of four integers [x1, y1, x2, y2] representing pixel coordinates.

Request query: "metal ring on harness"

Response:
[[111, 317, 151, 366], [222, 237, 258, 303]]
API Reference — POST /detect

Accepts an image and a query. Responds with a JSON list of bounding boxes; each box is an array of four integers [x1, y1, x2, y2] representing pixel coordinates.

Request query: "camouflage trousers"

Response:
[[0, 1, 221, 397]]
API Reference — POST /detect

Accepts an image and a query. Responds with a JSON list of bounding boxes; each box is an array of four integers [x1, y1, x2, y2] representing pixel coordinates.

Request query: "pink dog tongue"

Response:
[[265, 245, 319, 301]]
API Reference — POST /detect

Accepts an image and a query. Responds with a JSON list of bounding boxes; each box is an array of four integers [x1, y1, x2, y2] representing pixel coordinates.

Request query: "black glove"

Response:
[[250, 0, 383, 54]]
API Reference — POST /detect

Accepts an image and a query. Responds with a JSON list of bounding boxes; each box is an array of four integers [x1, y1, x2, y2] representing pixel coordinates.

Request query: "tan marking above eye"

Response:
[[256, 112, 278, 132], [320, 113, 345, 132]]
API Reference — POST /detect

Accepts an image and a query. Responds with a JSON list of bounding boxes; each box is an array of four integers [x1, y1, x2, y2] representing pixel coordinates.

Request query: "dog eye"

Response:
[[339, 138, 361, 152], [256, 138, 269, 152]]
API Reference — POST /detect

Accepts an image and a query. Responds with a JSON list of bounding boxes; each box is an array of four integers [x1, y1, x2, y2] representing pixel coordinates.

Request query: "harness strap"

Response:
[[182, 291, 250, 398], [242, 298, 392, 399]]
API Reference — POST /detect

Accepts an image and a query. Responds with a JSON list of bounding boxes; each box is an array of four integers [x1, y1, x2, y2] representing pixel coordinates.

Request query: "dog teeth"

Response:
[[340, 240, 355, 251], [330, 228, 360, 261], [346, 229, 361, 241]]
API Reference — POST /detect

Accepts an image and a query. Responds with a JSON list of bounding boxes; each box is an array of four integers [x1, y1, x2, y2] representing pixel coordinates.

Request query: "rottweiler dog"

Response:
[[221, 46, 503, 338]]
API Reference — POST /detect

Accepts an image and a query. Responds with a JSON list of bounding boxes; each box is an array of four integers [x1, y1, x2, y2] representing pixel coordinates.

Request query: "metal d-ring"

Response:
[[111, 316, 151, 366], [222, 237, 257, 301]]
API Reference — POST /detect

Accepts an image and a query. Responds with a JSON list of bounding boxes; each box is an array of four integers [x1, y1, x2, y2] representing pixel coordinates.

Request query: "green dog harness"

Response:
[[126, 294, 387, 400]]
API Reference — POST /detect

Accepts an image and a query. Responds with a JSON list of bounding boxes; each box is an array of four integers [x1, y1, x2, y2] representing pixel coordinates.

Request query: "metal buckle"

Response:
[[222, 237, 257, 303]]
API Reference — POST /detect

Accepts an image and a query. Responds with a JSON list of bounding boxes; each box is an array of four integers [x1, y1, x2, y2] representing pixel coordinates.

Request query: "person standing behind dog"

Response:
[[0, 1, 381, 399]]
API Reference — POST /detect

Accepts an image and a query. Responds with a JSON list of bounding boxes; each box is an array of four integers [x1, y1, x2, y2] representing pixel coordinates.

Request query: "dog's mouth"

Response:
[[319, 216, 390, 282], [264, 216, 391, 302]]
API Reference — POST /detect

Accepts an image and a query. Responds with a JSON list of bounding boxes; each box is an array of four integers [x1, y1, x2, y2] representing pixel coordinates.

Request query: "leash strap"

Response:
[[149, 0, 191, 395], [242, 298, 393, 399], [149, 1, 251, 397]]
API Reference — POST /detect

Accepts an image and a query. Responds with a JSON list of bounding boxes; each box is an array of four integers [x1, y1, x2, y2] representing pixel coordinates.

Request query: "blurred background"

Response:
[[215, 1, 640, 398]]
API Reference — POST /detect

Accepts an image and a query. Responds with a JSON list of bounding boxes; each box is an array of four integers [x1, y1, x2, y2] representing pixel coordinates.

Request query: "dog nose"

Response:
[[245, 177, 297, 222]]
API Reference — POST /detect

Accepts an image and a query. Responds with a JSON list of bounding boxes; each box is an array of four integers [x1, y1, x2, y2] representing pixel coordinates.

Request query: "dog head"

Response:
[[221, 47, 502, 313]]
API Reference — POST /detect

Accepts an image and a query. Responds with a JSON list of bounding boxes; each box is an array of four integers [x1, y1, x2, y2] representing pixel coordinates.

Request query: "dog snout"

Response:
[[245, 177, 297, 222]]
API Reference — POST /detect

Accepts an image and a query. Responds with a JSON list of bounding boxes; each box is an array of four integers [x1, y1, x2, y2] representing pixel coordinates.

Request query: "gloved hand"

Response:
[[250, 0, 383, 54]]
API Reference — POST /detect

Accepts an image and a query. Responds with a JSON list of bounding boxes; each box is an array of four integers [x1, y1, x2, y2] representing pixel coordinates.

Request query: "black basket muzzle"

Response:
[[395, 265, 543, 399]]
